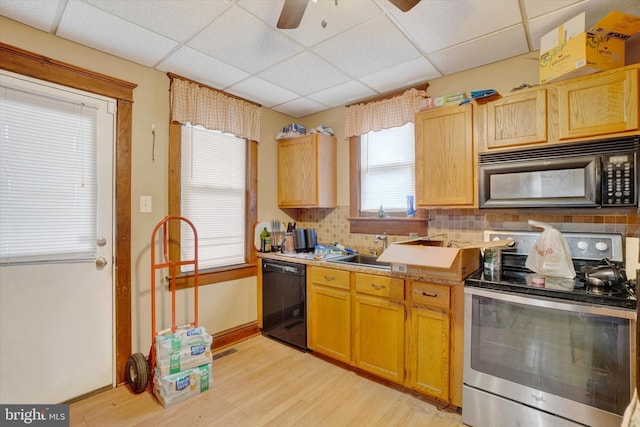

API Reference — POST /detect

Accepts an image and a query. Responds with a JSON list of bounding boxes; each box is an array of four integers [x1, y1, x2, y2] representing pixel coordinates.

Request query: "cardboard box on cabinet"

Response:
[[539, 10, 640, 84], [377, 239, 480, 281]]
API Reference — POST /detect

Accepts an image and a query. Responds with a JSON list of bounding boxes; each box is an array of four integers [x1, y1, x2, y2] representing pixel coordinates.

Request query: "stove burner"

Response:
[[585, 284, 628, 297]]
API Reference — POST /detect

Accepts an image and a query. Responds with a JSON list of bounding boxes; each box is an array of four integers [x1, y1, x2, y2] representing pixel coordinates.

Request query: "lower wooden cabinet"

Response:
[[406, 280, 459, 404], [353, 273, 405, 383], [305, 266, 463, 406], [409, 304, 450, 400], [308, 266, 351, 363]]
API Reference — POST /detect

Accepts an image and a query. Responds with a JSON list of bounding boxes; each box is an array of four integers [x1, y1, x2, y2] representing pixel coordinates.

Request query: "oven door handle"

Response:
[[464, 286, 637, 320]]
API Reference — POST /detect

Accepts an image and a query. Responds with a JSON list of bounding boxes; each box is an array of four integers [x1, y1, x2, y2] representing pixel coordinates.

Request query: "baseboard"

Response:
[[212, 321, 261, 351]]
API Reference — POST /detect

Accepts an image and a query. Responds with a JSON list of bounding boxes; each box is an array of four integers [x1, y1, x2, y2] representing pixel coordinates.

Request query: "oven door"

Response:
[[463, 287, 636, 427]]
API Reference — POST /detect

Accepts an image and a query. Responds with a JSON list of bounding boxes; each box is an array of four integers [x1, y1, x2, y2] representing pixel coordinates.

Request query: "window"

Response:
[[180, 124, 245, 271], [0, 72, 113, 265], [348, 125, 427, 236], [168, 123, 257, 287], [359, 122, 415, 214]]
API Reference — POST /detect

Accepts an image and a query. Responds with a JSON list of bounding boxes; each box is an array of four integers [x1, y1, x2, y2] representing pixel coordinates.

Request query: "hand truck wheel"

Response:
[[126, 352, 150, 394]]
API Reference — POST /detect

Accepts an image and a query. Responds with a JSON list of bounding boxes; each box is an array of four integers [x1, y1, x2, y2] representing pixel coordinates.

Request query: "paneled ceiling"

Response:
[[2, 0, 639, 117]]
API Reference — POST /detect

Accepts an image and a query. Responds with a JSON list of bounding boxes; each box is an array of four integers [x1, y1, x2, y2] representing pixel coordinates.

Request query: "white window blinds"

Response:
[[180, 124, 246, 271], [0, 81, 98, 264], [360, 122, 415, 213]]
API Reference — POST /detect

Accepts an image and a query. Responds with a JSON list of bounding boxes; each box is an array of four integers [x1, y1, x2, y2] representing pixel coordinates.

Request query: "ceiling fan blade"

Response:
[[388, 0, 421, 12], [277, 0, 310, 29]]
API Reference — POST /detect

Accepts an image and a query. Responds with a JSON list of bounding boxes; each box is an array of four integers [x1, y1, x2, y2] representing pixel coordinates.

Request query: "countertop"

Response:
[[257, 251, 468, 285]]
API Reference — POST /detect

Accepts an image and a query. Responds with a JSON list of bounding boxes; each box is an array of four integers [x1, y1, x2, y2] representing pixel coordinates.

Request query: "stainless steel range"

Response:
[[463, 230, 637, 427]]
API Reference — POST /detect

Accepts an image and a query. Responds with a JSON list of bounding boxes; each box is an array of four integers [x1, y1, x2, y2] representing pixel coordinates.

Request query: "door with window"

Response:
[[0, 71, 115, 403]]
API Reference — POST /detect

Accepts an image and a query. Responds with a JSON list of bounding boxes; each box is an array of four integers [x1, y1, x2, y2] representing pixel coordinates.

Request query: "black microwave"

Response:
[[478, 137, 638, 209]]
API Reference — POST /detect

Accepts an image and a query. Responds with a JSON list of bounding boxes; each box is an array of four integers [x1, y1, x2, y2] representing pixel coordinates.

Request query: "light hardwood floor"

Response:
[[70, 336, 464, 426]]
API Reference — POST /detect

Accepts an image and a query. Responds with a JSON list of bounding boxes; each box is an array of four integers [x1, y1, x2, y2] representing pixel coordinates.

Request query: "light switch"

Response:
[[139, 195, 152, 213]]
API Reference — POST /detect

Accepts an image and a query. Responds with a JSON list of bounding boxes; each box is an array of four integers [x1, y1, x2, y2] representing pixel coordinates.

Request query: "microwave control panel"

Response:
[[602, 152, 636, 206]]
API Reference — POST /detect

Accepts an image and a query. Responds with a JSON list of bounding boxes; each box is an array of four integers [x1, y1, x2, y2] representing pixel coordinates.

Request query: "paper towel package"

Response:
[[153, 362, 213, 408], [155, 326, 213, 376]]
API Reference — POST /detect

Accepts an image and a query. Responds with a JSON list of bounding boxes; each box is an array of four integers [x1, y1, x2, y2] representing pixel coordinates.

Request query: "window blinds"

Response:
[[180, 125, 246, 271], [360, 122, 415, 212], [0, 84, 98, 264]]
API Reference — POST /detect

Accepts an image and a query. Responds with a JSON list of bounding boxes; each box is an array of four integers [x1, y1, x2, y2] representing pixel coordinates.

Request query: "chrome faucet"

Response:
[[374, 233, 388, 252]]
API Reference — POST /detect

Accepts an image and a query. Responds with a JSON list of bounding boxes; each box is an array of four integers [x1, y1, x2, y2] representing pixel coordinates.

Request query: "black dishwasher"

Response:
[[262, 259, 307, 350]]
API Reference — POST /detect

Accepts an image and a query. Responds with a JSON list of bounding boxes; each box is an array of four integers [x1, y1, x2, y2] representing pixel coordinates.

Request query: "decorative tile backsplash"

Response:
[[294, 206, 639, 254]]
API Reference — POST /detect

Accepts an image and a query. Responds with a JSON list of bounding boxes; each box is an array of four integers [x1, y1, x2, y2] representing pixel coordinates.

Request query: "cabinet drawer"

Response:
[[411, 282, 450, 309], [355, 273, 403, 301], [310, 267, 350, 290]]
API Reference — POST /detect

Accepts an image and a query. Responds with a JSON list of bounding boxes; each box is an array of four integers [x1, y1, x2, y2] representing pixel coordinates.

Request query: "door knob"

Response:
[[95, 257, 108, 268], [96, 237, 107, 247]]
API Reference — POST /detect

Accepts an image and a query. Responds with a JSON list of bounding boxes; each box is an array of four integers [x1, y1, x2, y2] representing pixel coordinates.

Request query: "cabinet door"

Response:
[[409, 306, 450, 401], [558, 68, 639, 139], [278, 135, 318, 207], [309, 284, 351, 363], [487, 89, 547, 149], [415, 104, 474, 207], [353, 294, 404, 383]]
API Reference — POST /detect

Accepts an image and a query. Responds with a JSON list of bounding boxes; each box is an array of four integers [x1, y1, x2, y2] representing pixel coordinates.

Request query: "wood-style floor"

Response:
[[70, 335, 464, 426]]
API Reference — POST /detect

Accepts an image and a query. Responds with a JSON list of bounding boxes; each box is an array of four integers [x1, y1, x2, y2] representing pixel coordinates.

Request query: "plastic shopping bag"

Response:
[[525, 220, 576, 278]]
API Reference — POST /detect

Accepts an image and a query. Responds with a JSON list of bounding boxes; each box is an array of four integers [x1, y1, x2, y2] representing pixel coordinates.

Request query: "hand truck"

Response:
[[125, 215, 199, 394]]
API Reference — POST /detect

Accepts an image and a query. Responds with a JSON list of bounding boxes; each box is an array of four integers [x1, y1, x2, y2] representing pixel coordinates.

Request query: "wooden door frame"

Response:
[[0, 43, 136, 385]]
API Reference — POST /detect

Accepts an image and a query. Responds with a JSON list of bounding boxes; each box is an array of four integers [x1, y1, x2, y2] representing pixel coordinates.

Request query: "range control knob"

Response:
[[595, 241, 608, 252], [577, 241, 588, 251]]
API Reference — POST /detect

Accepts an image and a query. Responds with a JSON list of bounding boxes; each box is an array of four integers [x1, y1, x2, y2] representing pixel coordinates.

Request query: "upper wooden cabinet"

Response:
[[415, 103, 475, 207], [277, 133, 337, 208], [557, 67, 639, 140], [486, 88, 548, 149]]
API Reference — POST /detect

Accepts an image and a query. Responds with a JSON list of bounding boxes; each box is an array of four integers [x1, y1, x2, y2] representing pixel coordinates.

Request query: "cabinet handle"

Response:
[[324, 275, 336, 281], [370, 283, 386, 290], [421, 291, 438, 297]]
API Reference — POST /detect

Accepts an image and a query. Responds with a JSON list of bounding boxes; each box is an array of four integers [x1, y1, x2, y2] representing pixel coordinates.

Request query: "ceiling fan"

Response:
[[277, 0, 421, 29]]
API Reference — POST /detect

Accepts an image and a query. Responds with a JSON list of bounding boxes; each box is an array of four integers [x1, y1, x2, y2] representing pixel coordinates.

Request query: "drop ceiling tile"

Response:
[[313, 15, 421, 78], [80, 0, 230, 43], [156, 46, 250, 89], [258, 51, 350, 96], [271, 97, 330, 118], [523, 0, 582, 19], [391, 0, 522, 54], [187, 6, 303, 74], [359, 57, 441, 93], [427, 25, 529, 75], [0, 0, 60, 32], [235, 0, 285, 27], [308, 80, 377, 107], [226, 77, 298, 108], [57, 0, 177, 67]]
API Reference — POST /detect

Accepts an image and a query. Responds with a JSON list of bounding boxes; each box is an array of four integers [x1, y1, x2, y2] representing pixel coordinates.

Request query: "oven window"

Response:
[[470, 295, 631, 415]]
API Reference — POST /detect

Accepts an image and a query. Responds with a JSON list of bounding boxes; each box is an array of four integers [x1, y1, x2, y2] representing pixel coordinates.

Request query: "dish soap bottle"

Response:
[[378, 205, 385, 218], [260, 227, 271, 253]]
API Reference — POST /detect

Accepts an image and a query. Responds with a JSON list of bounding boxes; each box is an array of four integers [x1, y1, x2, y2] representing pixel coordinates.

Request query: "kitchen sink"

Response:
[[331, 254, 391, 270]]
